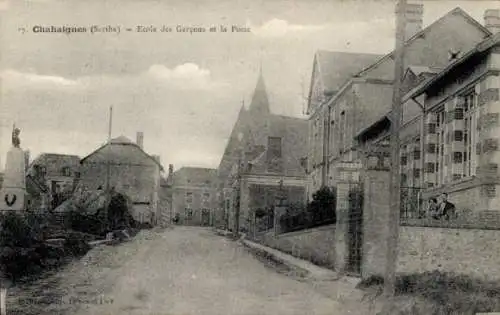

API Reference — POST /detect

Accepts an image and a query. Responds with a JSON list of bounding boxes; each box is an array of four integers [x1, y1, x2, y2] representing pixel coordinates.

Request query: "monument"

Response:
[[0, 125, 27, 211]]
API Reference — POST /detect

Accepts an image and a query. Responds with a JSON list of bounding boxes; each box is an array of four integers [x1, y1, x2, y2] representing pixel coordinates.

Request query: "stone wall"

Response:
[[259, 225, 336, 269], [397, 226, 500, 281]]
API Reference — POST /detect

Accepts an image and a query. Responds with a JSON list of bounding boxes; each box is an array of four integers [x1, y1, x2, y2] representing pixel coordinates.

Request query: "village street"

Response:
[[71, 226, 346, 315], [7, 226, 362, 315]]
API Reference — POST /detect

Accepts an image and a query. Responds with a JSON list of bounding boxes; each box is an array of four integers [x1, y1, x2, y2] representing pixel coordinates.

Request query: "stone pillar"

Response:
[[0, 147, 27, 211], [362, 165, 391, 278], [334, 180, 350, 273]]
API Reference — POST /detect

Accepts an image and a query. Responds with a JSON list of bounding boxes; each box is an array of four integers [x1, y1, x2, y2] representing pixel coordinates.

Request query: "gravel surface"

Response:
[[5, 227, 364, 315]]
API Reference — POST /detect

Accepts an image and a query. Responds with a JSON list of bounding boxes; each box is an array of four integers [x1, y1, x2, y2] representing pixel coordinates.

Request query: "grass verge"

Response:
[[356, 271, 500, 315]]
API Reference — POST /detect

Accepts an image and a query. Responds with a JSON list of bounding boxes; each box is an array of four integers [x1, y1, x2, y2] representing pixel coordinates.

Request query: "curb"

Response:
[[241, 239, 339, 282]]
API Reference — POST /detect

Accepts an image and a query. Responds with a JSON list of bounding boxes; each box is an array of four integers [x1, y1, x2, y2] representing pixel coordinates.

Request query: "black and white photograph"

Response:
[[1, 0, 500, 314]]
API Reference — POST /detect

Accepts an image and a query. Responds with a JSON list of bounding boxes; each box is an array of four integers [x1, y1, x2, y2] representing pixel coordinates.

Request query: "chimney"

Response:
[[152, 155, 161, 164], [402, 2, 424, 41], [136, 131, 144, 149], [168, 164, 174, 175], [485, 9, 500, 34]]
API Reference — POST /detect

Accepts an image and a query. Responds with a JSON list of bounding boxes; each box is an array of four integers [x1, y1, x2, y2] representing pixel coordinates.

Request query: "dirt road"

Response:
[[8, 227, 352, 315]]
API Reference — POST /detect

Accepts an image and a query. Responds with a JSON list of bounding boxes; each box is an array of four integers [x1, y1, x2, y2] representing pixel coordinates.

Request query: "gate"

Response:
[[346, 183, 364, 275]]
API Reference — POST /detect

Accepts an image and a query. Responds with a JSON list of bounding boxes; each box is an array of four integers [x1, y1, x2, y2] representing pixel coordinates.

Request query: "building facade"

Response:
[[306, 5, 494, 198], [27, 153, 81, 209], [217, 72, 308, 234], [170, 166, 217, 226], [79, 134, 164, 224]]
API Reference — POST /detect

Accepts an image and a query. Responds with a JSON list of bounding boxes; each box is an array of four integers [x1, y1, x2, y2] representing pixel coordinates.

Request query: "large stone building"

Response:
[[217, 72, 308, 234], [306, 4, 494, 195], [303, 4, 499, 276], [169, 166, 217, 226], [79, 133, 164, 224]]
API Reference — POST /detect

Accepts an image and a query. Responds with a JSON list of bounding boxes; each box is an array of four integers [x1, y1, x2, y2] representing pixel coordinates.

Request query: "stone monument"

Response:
[[0, 125, 26, 211]]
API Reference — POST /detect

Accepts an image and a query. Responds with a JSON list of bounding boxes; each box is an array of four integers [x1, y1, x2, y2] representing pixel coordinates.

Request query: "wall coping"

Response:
[[275, 224, 335, 238], [401, 218, 500, 231]]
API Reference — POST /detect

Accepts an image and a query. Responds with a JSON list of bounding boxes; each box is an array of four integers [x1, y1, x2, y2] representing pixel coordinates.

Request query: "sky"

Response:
[[0, 0, 498, 172]]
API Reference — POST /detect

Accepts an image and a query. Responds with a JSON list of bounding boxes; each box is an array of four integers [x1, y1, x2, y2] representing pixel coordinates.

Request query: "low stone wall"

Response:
[[258, 224, 336, 269], [396, 226, 500, 281]]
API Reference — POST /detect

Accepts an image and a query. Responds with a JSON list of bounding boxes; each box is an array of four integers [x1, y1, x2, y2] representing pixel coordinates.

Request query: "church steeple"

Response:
[[249, 68, 270, 116]]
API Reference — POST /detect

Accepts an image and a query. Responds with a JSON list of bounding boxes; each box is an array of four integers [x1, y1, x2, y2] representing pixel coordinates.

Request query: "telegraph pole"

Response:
[[382, 0, 407, 313], [104, 106, 113, 232]]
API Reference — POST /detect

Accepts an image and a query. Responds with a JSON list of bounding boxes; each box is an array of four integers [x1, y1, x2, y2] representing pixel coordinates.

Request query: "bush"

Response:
[[279, 186, 337, 233]]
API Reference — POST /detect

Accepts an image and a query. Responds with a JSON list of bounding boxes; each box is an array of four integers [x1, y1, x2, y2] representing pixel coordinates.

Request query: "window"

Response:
[[267, 137, 282, 158], [185, 192, 193, 204], [435, 106, 446, 185], [267, 137, 283, 172], [462, 91, 478, 178], [432, 91, 478, 185], [62, 167, 71, 177], [74, 171, 81, 179], [185, 208, 193, 220]]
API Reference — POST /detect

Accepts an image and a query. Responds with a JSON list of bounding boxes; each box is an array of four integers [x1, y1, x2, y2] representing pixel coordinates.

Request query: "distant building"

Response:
[[27, 153, 81, 209], [217, 71, 308, 233], [170, 166, 217, 226], [79, 133, 164, 224]]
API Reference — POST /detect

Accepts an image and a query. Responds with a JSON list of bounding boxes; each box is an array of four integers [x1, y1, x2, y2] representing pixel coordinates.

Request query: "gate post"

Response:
[[361, 149, 392, 278]]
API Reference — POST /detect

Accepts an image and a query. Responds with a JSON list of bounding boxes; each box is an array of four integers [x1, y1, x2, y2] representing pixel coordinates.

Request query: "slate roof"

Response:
[[315, 50, 383, 95], [81, 136, 164, 171], [172, 167, 217, 186], [355, 7, 492, 80], [406, 31, 500, 100]]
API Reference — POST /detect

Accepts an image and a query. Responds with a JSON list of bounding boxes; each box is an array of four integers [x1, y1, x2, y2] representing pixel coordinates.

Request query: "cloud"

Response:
[[0, 69, 81, 91], [146, 63, 224, 90], [251, 18, 326, 38], [1, 62, 226, 93]]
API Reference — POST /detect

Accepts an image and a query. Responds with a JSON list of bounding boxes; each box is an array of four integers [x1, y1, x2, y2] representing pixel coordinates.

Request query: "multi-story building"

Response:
[[306, 4, 494, 198], [79, 133, 164, 224], [392, 16, 499, 219], [170, 166, 217, 226]]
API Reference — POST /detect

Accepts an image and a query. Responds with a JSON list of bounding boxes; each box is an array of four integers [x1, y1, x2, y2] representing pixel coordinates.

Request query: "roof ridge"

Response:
[[355, 6, 490, 78]]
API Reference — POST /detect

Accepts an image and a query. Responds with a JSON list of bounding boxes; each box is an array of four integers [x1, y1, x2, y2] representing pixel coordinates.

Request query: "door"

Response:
[[201, 209, 210, 226]]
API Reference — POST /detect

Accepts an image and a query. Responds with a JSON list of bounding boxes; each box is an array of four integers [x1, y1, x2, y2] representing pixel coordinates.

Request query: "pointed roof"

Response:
[[248, 71, 270, 116]]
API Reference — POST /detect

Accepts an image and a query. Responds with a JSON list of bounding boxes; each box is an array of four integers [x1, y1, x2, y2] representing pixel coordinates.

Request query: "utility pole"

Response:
[[382, 0, 407, 313], [104, 106, 113, 232]]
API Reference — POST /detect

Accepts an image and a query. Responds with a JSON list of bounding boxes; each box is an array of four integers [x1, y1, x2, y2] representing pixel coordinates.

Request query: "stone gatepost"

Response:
[[334, 180, 350, 273], [361, 150, 391, 278], [333, 162, 362, 274]]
